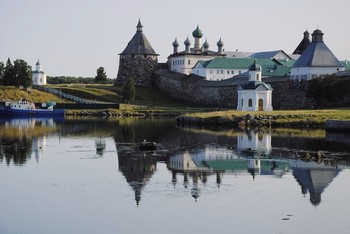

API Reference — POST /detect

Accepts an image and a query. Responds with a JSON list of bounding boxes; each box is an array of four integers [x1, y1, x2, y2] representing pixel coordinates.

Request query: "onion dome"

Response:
[[192, 25, 203, 38], [217, 37, 224, 47], [203, 39, 209, 49], [172, 37, 179, 47], [249, 59, 262, 71], [184, 37, 191, 46]]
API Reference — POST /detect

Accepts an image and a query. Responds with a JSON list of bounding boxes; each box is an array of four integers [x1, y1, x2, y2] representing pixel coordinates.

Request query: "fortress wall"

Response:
[[154, 69, 313, 109], [116, 57, 158, 87]]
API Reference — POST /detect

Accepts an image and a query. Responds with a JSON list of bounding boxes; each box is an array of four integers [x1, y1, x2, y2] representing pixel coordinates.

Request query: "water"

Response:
[[0, 117, 350, 234]]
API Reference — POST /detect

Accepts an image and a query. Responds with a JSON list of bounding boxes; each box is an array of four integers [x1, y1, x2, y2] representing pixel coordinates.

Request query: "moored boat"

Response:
[[0, 99, 64, 117]]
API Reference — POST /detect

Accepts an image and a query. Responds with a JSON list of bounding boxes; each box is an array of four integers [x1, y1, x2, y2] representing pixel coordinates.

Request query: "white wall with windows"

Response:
[[168, 55, 215, 75], [191, 67, 248, 80], [290, 66, 344, 81]]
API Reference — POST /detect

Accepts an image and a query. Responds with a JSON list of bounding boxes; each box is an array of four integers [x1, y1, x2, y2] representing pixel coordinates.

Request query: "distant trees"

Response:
[[95, 67, 107, 84], [123, 78, 136, 103], [306, 75, 350, 105], [1, 58, 32, 88], [0, 61, 4, 85]]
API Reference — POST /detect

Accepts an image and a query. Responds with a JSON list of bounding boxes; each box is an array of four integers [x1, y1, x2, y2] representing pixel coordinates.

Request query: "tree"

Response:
[[0, 61, 4, 85], [123, 78, 135, 103], [95, 67, 107, 84], [3, 58, 14, 86], [13, 59, 32, 88]]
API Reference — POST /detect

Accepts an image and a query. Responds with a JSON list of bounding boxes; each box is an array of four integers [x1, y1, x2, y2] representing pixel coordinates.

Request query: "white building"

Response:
[[32, 60, 47, 85], [168, 25, 225, 75], [237, 60, 273, 111], [290, 29, 345, 81]]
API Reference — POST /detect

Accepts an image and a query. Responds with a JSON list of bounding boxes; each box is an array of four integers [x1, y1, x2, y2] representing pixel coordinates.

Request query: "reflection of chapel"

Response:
[[237, 59, 273, 111]]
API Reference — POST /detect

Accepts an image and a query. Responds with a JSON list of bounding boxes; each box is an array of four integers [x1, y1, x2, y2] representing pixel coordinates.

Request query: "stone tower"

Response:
[[116, 19, 159, 87]]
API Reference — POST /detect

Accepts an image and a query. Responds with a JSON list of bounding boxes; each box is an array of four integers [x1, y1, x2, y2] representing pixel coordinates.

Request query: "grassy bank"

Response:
[[180, 108, 350, 127]]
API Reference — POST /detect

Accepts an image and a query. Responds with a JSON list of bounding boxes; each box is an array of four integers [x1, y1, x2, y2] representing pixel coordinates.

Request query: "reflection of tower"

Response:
[[237, 129, 272, 156], [118, 155, 157, 206], [247, 159, 261, 180], [32, 136, 45, 163], [292, 163, 341, 206], [191, 173, 201, 202]]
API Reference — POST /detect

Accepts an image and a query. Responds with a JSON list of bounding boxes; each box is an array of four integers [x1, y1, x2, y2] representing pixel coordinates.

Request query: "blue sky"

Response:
[[1, 0, 349, 78]]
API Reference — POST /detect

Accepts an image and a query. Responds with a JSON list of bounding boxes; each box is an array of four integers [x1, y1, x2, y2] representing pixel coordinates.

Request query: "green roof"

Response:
[[340, 61, 350, 71], [196, 58, 294, 77]]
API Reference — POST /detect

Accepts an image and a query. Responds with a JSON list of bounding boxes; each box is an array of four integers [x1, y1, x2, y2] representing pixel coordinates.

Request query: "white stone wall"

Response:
[[290, 66, 345, 81], [192, 68, 247, 80], [237, 89, 273, 111], [169, 55, 214, 75], [32, 72, 47, 85]]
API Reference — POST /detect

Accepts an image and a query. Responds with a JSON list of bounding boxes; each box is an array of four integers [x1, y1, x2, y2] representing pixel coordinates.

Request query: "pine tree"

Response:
[[123, 78, 135, 103], [95, 67, 107, 84], [13, 59, 32, 88], [0, 61, 4, 85], [3, 58, 14, 86]]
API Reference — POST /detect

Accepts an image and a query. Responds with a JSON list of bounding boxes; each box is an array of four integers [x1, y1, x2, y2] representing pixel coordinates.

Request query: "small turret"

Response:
[[192, 25, 203, 49], [312, 29, 324, 42], [217, 37, 224, 54], [203, 39, 209, 51], [184, 37, 191, 52], [172, 37, 179, 54]]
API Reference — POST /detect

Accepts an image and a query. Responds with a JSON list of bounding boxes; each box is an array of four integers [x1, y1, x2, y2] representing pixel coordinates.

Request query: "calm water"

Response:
[[0, 117, 350, 234]]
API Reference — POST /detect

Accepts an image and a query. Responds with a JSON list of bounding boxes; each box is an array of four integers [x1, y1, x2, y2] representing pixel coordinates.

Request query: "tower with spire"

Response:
[[32, 60, 47, 85], [116, 19, 159, 87], [168, 25, 226, 75], [293, 30, 311, 55]]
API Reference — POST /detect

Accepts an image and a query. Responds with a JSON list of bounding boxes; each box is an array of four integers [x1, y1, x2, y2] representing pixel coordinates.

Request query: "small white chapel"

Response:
[[32, 60, 47, 85], [237, 59, 273, 111]]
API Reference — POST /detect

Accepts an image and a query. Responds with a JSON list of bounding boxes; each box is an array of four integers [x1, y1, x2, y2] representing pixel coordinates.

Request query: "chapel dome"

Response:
[[184, 37, 191, 46], [249, 59, 262, 71], [217, 38, 224, 47], [192, 25, 203, 38], [203, 39, 209, 49], [172, 38, 179, 47]]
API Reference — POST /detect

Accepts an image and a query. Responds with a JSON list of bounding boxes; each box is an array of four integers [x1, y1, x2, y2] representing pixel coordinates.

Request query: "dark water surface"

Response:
[[0, 117, 350, 234]]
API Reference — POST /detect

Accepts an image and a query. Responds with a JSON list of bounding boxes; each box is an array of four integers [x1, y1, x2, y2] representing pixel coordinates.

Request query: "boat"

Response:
[[139, 140, 157, 151], [0, 99, 64, 117]]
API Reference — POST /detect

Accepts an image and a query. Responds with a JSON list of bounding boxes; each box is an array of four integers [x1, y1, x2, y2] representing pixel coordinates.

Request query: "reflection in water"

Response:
[[1, 117, 349, 208], [291, 160, 341, 206], [0, 118, 60, 165]]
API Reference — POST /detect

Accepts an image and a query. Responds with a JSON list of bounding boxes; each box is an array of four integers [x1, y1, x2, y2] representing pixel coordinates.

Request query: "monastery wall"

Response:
[[154, 69, 314, 109]]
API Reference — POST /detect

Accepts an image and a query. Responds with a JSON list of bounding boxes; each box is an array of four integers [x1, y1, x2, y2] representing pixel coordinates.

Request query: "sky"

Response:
[[1, 0, 350, 78]]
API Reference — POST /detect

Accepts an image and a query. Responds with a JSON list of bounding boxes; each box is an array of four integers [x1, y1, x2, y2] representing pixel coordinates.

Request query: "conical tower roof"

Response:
[[293, 30, 311, 55], [293, 29, 343, 67], [120, 19, 158, 56]]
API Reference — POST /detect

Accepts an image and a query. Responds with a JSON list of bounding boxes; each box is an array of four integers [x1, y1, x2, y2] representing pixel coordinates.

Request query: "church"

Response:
[[32, 60, 47, 85], [236, 60, 273, 111]]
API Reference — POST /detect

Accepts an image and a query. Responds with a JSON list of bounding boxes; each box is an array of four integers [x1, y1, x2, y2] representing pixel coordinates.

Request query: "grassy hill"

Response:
[[0, 86, 62, 103]]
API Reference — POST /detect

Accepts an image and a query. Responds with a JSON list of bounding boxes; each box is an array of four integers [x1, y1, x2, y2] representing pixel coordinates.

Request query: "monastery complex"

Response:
[[112, 20, 350, 110]]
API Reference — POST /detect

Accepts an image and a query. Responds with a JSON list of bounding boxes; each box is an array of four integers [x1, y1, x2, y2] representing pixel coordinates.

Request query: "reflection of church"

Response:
[[291, 160, 342, 206], [118, 154, 157, 206]]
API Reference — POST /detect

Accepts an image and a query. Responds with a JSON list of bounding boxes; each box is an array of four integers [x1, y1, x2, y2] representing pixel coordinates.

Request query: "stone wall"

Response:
[[116, 57, 158, 87], [154, 69, 314, 109]]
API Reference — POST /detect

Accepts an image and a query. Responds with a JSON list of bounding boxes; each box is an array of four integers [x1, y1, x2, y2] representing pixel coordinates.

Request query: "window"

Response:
[[256, 74, 259, 80], [227, 70, 230, 74], [217, 70, 219, 74], [231, 70, 234, 74], [221, 70, 223, 74], [209, 70, 212, 74], [241, 98, 243, 106], [188, 60, 191, 65], [248, 99, 252, 107]]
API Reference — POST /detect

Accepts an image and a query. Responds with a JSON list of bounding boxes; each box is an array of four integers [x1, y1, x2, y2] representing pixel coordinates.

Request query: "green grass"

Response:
[[0, 86, 62, 103], [183, 108, 350, 125]]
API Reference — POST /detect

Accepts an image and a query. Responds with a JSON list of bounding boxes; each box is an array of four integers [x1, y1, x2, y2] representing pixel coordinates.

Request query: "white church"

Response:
[[32, 60, 47, 85], [237, 60, 273, 111]]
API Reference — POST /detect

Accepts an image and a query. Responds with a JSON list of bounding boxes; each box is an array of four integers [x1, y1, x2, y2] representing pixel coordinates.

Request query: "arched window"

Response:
[[248, 99, 252, 107], [241, 98, 243, 107], [256, 74, 259, 80]]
